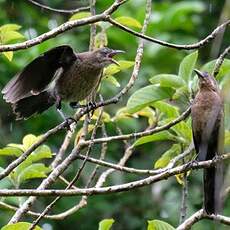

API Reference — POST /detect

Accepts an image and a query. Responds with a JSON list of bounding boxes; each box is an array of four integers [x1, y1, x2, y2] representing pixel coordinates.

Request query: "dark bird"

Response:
[[2, 45, 124, 120], [191, 69, 224, 214]]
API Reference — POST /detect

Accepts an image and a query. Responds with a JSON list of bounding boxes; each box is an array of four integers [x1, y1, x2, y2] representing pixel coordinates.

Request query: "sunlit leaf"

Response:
[[0, 31, 24, 43], [1, 222, 42, 230], [18, 163, 51, 184], [224, 130, 230, 146], [178, 51, 198, 82], [114, 16, 142, 28], [103, 75, 120, 87], [98, 219, 115, 230], [95, 31, 108, 48], [134, 131, 178, 147], [127, 85, 175, 113], [7, 143, 24, 151], [3, 51, 13, 61], [22, 134, 39, 150], [147, 219, 175, 230], [104, 60, 134, 76], [69, 12, 91, 21], [136, 107, 156, 126], [29, 145, 52, 162], [0, 146, 23, 157], [154, 144, 181, 169], [175, 171, 190, 185], [150, 74, 185, 88], [153, 101, 179, 118], [0, 24, 21, 32]]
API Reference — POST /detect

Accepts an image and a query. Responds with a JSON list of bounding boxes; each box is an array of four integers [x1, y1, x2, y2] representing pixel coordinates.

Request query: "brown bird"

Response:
[[2, 45, 124, 120], [191, 69, 224, 214]]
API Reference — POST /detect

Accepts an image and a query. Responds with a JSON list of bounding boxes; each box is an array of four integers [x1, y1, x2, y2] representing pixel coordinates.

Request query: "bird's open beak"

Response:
[[194, 69, 204, 78], [109, 50, 125, 66]]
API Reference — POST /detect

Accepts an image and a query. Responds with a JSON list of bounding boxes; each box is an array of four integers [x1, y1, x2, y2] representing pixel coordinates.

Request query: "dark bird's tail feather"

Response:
[[203, 162, 223, 215], [12, 91, 55, 120]]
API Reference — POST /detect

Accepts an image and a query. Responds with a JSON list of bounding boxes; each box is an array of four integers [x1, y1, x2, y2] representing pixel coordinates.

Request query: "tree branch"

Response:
[[106, 17, 230, 50], [0, 0, 127, 52], [2, 153, 230, 197], [27, 0, 90, 14]]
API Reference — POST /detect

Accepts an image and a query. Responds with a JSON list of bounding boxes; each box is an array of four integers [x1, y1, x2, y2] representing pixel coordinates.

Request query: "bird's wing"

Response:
[[2, 45, 76, 103]]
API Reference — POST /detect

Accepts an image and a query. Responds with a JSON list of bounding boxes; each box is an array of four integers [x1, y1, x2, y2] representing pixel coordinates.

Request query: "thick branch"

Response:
[[0, 0, 126, 52], [2, 153, 230, 197]]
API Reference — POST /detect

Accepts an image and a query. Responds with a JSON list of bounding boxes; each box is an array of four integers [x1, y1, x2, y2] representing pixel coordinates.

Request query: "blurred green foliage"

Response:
[[0, 0, 230, 230]]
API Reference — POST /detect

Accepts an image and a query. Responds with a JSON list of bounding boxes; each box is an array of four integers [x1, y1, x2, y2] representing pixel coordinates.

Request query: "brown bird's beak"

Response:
[[109, 50, 125, 66], [194, 69, 204, 78]]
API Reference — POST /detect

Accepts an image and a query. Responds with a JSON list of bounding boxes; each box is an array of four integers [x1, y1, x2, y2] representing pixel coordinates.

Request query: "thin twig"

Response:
[[27, 0, 90, 14], [106, 17, 230, 50], [213, 45, 230, 77]]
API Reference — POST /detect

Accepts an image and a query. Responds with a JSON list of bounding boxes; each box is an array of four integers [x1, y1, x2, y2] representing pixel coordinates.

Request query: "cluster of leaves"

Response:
[[0, 134, 52, 191], [2, 218, 176, 230], [0, 24, 24, 61]]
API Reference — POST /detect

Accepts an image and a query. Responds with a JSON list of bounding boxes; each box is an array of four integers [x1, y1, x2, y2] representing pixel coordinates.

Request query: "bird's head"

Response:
[[194, 69, 218, 91], [92, 47, 125, 68]]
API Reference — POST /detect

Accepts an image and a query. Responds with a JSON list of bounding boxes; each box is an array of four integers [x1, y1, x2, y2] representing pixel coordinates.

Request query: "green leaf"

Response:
[[18, 163, 51, 184], [178, 51, 198, 82], [127, 85, 175, 113], [95, 31, 108, 48], [22, 134, 39, 150], [225, 130, 230, 146], [114, 16, 142, 28], [154, 144, 181, 169], [172, 85, 189, 100], [30, 145, 52, 162], [147, 220, 175, 230], [0, 24, 21, 32], [7, 143, 24, 151], [150, 74, 185, 88], [134, 131, 178, 147], [3, 51, 13, 61], [104, 60, 134, 76], [0, 31, 24, 43], [103, 75, 120, 87], [1, 222, 42, 230], [172, 120, 192, 143], [153, 101, 179, 118], [201, 59, 230, 80], [98, 219, 115, 230], [0, 146, 23, 157], [69, 12, 91, 21]]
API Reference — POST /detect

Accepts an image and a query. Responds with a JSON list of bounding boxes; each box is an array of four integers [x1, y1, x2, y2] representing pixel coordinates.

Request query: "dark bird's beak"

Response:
[[109, 50, 125, 66], [194, 69, 204, 78]]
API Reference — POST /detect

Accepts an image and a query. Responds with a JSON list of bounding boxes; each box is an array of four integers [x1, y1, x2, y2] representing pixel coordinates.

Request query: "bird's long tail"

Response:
[[11, 91, 55, 120], [203, 162, 223, 214]]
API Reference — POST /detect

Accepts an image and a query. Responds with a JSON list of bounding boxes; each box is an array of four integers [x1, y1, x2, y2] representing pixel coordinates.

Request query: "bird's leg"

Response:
[[69, 101, 81, 109], [55, 96, 76, 131]]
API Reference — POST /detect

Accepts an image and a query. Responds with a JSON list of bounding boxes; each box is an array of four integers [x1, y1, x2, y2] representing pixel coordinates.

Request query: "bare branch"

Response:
[[106, 17, 230, 50], [213, 45, 230, 77], [177, 209, 230, 229], [0, 0, 127, 52], [2, 153, 230, 198], [27, 0, 90, 14], [82, 106, 191, 146]]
